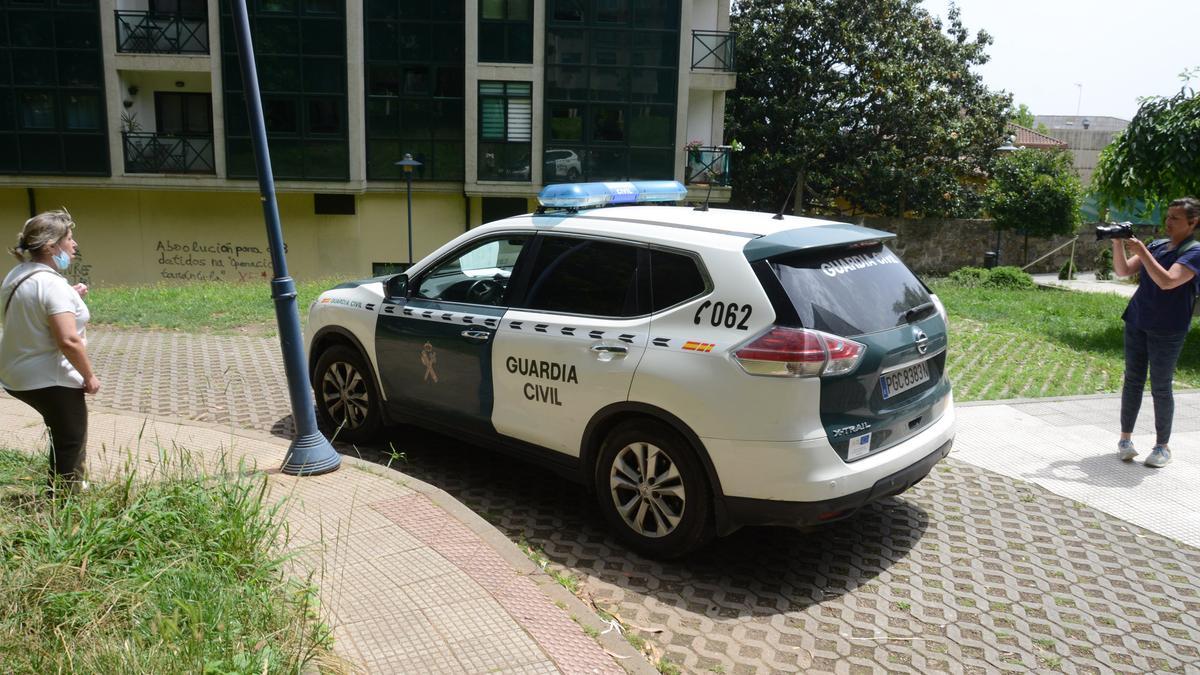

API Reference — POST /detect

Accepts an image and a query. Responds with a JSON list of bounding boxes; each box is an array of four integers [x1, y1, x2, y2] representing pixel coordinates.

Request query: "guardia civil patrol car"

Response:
[[306, 181, 955, 557]]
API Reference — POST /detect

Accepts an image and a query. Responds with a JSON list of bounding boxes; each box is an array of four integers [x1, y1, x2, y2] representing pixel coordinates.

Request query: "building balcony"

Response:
[[122, 132, 215, 174], [691, 30, 735, 72], [684, 145, 731, 187], [115, 11, 209, 54]]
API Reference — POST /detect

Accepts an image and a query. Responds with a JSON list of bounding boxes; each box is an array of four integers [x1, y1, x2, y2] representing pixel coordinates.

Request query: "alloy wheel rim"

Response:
[[321, 361, 369, 430], [609, 441, 686, 538]]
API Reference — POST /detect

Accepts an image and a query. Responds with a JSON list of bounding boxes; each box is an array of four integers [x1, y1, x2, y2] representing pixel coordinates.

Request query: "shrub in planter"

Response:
[[1057, 258, 1076, 281], [985, 266, 1036, 289], [1095, 248, 1113, 280]]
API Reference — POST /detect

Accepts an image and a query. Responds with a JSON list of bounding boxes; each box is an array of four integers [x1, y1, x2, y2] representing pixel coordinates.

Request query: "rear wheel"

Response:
[[594, 420, 712, 558], [313, 345, 383, 444]]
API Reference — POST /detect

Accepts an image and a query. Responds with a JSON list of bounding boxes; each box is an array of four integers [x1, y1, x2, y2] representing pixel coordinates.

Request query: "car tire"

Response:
[[313, 344, 383, 444], [594, 420, 712, 558], [567, 167, 580, 180]]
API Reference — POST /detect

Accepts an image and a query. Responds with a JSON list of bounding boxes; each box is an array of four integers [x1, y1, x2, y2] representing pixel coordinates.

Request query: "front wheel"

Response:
[[594, 420, 712, 558], [313, 345, 383, 444]]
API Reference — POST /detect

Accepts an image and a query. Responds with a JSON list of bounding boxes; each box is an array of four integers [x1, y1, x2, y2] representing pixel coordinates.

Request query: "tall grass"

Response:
[[84, 278, 342, 333], [0, 447, 335, 674]]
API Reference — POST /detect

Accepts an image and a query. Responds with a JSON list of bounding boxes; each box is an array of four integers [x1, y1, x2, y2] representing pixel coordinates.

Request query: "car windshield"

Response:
[[770, 244, 932, 336]]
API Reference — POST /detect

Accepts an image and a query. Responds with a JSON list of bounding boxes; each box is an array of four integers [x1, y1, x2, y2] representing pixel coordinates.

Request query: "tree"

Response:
[[1093, 75, 1200, 216], [1009, 103, 1035, 128], [1006, 103, 1051, 135], [984, 149, 1082, 255], [726, 0, 1011, 218]]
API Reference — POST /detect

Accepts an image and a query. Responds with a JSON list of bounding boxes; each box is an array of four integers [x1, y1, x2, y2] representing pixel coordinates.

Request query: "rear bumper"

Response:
[[722, 437, 952, 528]]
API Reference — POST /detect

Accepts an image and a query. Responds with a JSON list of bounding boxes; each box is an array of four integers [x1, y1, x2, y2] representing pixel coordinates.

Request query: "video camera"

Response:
[[1095, 221, 1134, 241]]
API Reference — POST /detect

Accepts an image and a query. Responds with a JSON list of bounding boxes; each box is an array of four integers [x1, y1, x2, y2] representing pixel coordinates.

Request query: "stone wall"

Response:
[[826, 215, 1125, 277]]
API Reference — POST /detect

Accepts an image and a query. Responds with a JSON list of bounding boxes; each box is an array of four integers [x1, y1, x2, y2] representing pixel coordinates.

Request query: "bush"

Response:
[[1058, 257, 1076, 281], [948, 266, 990, 287], [984, 266, 1036, 289], [1095, 248, 1113, 280]]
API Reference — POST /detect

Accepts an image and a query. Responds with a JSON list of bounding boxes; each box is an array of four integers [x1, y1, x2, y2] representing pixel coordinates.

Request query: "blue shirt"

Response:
[[1123, 238, 1200, 333]]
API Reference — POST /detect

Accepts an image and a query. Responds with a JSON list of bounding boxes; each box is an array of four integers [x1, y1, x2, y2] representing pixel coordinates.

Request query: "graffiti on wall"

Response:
[[156, 239, 287, 282]]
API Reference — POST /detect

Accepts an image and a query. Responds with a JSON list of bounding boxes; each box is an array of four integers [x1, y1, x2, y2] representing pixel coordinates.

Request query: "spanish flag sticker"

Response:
[[682, 341, 715, 352]]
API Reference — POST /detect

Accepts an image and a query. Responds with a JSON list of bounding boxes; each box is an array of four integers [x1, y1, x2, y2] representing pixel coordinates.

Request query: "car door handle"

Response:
[[461, 330, 491, 343], [590, 344, 628, 354]]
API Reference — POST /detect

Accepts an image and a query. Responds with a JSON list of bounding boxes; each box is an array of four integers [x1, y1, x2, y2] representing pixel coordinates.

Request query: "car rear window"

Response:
[[770, 244, 932, 336]]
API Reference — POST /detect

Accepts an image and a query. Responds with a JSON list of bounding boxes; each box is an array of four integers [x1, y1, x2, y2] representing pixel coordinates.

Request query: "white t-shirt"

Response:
[[0, 262, 90, 391]]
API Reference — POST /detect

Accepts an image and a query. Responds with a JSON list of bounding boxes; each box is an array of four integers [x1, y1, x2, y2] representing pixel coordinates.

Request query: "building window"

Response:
[[155, 92, 212, 134], [544, 0, 679, 183], [365, 0, 465, 181], [219, 0, 348, 180], [479, 81, 530, 182], [479, 0, 532, 64], [0, 1, 109, 175]]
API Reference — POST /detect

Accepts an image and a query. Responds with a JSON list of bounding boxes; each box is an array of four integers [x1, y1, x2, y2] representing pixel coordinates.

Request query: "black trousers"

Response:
[[5, 386, 88, 484]]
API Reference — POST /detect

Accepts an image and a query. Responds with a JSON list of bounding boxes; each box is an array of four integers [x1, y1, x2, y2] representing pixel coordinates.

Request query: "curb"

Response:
[[82, 405, 656, 674]]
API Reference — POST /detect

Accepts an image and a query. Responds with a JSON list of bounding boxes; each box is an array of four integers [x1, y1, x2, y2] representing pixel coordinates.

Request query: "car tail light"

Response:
[[733, 326, 865, 378]]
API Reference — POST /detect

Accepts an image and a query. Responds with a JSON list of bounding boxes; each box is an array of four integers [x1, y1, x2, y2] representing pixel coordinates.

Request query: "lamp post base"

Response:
[[281, 433, 341, 476]]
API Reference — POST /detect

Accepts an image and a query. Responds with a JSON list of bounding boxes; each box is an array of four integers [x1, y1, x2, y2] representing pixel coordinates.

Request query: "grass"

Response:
[[0, 447, 334, 673], [85, 278, 342, 334], [931, 281, 1200, 401]]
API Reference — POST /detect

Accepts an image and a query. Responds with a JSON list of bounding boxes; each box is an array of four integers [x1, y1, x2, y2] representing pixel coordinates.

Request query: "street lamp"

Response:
[[229, 0, 339, 475], [395, 153, 422, 266], [991, 133, 1021, 266]]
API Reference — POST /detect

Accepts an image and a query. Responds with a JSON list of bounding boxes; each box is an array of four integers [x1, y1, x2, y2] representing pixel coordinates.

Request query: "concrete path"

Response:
[[1031, 271, 1137, 298]]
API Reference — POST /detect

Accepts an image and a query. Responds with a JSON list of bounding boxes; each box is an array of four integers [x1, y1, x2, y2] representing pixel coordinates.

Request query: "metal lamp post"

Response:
[[229, 0, 339, 475], [395, 154, 423, 266], [992, 133, 1021, 266]]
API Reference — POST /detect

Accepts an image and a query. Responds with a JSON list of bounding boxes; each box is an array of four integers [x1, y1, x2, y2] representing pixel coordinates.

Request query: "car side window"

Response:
[[414, 236, 528, 306], [650, 249, 707, 311], [519, 236, 642, 317]]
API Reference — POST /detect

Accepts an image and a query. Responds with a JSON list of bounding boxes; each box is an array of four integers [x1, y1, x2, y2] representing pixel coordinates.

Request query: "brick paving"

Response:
[[36, 326, 1200, 673]]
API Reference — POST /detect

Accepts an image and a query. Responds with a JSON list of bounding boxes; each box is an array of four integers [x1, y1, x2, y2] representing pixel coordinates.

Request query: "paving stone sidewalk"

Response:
[[21, 326, 1200, 672]]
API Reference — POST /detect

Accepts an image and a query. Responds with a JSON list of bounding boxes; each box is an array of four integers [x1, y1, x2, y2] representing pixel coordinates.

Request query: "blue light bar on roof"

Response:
[[537, 180, 688, 209]]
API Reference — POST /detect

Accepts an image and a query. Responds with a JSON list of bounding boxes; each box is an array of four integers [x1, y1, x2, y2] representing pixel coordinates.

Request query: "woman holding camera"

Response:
[[1112, 197, 1200, 468]]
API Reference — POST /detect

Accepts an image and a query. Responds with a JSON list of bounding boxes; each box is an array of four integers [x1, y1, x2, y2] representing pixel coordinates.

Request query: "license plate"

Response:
[[880, 360, 930, 399]]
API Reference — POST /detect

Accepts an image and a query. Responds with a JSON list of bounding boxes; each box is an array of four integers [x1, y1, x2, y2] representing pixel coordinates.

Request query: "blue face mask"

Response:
[[52, 249, 71, 271]]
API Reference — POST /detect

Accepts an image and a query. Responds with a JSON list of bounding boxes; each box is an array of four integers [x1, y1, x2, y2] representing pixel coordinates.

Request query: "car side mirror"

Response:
[[385, 273, 408, 299]]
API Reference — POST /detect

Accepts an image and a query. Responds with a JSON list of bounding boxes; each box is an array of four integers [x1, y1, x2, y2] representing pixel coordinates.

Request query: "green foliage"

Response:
[[947, 265, 1034, 289], [0, 448, 332, 673], [1095, 248, 1113, 280], [983, 266, 1035, 289], [1057, 258, 1076, 280], [984, 149, 1082, 238], [727, 0, 1010, 218], [86, 278, 340, 333], [1093, 73, 1200, 216], [947, 266, 989, 286], [1008, 103, 1035, 128]]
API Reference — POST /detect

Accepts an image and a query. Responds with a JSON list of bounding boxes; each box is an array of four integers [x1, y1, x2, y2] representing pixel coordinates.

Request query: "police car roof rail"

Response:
[[536, 180, 687, 213]]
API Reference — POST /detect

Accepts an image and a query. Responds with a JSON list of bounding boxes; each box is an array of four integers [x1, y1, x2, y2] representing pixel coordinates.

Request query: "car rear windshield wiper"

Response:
[[904, 301, 936, 323]]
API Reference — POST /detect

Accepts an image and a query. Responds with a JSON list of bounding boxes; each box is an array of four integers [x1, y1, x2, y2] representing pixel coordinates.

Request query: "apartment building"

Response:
[[0, 0, 735, 285]]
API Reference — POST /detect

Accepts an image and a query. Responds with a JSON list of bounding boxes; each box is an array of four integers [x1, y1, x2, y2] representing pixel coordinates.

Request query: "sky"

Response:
[[919, 0, 1200, 121]]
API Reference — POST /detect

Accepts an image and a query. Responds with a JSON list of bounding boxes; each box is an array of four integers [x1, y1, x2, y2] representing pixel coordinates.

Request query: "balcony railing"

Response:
[[691, 30, 735, 71], [123, 132, 215, 174], [684, 145, 731, 187], [115, 10, 209, 54]]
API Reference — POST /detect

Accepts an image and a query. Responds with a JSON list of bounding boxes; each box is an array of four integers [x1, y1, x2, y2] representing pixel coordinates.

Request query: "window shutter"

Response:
[[506, 96, 531, 142], [481, 98, 505, 140]]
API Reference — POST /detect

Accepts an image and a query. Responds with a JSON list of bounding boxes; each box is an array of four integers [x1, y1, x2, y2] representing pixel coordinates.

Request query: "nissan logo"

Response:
[[913, 327, 929, 355]]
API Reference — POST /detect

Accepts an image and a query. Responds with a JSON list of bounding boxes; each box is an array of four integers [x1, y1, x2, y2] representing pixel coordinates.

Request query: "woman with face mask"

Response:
[[0, 209, 100, 492]]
